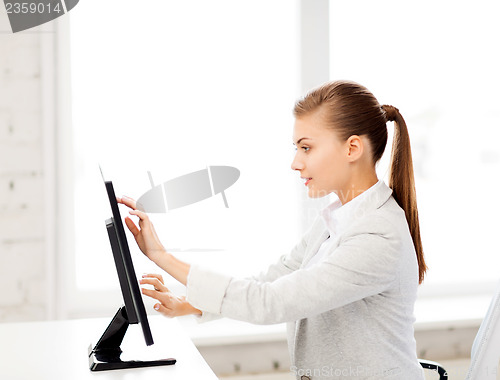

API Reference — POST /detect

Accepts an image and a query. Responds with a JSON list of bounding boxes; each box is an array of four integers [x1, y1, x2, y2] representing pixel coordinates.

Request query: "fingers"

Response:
[[141, 288, 177, 316], [142, 273, 164, 285], [139, 277, 168, 292], [154, 303, 174, 318], [118, 195, 137, 210], [129, 209, 148, 221], [124, 216, 140, 237], [129, 210, 150, 230], [141, 287, 164, 301]]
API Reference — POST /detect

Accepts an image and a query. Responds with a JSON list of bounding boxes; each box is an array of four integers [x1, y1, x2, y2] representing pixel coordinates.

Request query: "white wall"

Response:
[[0, 10, 52, 322], [0, 0, 330, 323]]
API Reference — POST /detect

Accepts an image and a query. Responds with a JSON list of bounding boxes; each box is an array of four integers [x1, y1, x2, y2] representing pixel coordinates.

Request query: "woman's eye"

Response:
[[293, 146, 310, 152]]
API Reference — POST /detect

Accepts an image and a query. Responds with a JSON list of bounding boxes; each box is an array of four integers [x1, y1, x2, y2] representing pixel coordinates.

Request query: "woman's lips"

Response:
[[305, 178, 312, 186]]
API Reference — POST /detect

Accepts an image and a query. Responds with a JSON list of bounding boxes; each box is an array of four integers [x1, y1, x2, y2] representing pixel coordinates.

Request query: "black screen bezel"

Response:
[[104, 180, 154, 346]]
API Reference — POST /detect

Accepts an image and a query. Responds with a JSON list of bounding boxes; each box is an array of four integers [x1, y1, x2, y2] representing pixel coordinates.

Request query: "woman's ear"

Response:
[[346, 135, 363, 162]]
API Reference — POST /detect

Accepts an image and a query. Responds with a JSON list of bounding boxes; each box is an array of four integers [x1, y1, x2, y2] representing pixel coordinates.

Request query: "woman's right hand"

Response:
[[140, 273, 202, 318]]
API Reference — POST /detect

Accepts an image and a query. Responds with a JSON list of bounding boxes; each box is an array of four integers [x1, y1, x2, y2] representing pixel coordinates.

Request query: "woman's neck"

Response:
[[337, 174, 379, 205]]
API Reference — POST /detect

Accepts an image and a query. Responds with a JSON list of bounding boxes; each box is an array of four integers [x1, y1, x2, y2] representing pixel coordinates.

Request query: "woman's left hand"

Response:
[[119, 196, 191, 286], [118, 196, 166, 263], [140, 274, 202, 318]]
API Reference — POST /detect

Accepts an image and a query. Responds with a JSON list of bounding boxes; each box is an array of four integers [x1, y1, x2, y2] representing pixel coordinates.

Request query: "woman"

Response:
[[119, 80, 427, 379]]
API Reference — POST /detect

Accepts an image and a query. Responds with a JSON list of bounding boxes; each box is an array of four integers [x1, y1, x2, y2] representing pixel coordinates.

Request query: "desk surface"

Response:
[[0, 315, 218, 380]]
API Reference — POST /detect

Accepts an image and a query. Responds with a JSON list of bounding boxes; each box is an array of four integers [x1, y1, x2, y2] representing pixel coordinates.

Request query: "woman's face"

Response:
[[291, 111, 351, 199]]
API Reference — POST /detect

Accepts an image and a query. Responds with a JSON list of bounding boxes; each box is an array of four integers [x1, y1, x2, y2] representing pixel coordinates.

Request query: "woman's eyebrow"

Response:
[[293, 137, 311, 145]]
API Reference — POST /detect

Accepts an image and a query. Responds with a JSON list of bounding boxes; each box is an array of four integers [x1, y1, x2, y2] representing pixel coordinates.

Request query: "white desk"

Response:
[[0, 315, 218, 380]]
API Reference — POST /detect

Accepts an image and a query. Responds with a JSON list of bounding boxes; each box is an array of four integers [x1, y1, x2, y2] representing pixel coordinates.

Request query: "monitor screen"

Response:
[[88, 171, 176, 371], [103, 179, 153, 346]]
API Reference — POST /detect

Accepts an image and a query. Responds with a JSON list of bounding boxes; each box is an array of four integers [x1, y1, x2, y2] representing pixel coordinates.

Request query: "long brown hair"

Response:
[[293, 80, 427, 284]]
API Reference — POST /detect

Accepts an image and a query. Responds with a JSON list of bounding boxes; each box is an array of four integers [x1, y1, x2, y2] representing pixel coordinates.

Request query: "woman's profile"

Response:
[[118, 80, 427, 379]]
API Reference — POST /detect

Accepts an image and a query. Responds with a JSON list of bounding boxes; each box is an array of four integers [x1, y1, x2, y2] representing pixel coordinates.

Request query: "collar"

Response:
[[320, 179, 393, 237]]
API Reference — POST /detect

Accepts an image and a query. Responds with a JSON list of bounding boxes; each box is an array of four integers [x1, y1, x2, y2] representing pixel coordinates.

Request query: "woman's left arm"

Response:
[[119, 196, 190, 285]]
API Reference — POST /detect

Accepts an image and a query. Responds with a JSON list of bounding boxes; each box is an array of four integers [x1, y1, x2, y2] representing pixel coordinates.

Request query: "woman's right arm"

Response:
[[188, 233, 311, 323], [139, 235, 312, 322]]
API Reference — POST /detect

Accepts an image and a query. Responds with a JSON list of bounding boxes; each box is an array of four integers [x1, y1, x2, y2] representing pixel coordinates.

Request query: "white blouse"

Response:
[[305, 180, 381, 269]]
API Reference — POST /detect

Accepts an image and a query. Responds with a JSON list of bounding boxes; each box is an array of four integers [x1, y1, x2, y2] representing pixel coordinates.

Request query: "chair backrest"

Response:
[[465, 280, 500, 379]]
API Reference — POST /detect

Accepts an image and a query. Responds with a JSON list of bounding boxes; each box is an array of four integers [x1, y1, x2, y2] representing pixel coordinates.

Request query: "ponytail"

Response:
[[382, 105, 427, 284]]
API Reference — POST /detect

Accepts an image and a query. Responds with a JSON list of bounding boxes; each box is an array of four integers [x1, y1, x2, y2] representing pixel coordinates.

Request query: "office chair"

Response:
[[419, 358, 448, 380], [464, 280, 500, 379], [416, 279, 500, 380]]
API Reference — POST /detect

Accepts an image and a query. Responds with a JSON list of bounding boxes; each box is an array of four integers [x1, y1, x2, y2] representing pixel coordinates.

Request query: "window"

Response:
[[329, 0, 500, 295], [63, 0, 497, 319], [65, 0, 301, 316]]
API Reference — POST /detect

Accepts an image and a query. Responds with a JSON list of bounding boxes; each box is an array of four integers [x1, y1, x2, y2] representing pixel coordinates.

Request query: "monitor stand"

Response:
[[88, 306, 176, 371]]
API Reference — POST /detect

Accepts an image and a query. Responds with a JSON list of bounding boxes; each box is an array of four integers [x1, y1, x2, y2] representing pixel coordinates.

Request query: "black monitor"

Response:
[[88, 176, 176, 371]]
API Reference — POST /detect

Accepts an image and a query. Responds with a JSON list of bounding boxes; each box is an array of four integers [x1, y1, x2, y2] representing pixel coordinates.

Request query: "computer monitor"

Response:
[[88, 176, 176, 371]]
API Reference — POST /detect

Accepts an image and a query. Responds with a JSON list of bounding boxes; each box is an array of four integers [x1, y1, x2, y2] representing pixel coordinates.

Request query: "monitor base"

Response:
[[88, 344, 176, 371], [88, 306, 176, 371]]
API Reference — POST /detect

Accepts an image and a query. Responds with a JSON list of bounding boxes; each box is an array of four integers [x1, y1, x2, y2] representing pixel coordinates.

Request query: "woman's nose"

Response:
[[291, 154, 303, 171]]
